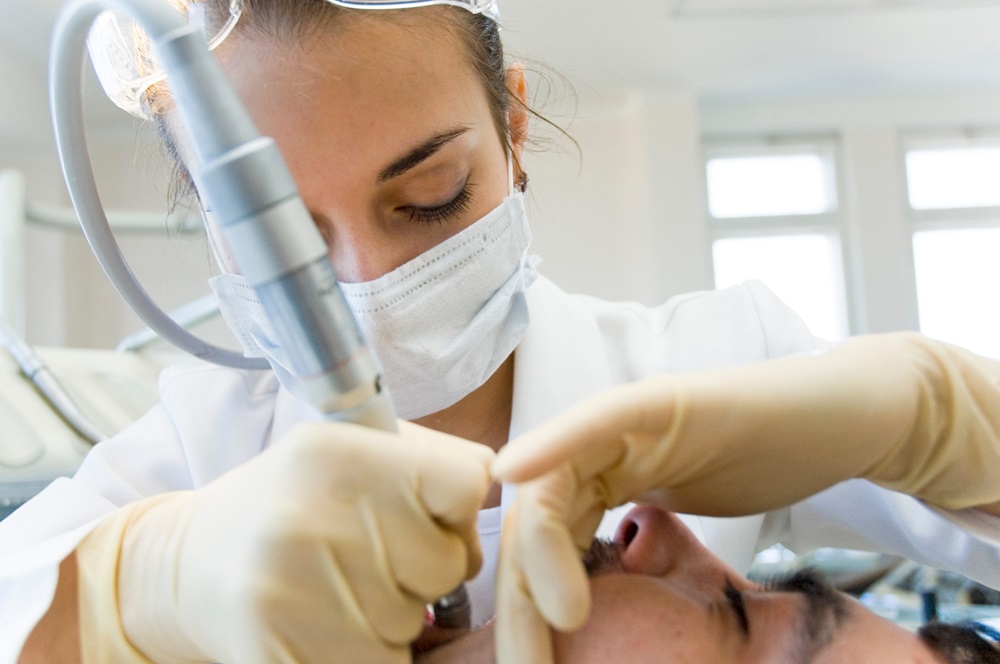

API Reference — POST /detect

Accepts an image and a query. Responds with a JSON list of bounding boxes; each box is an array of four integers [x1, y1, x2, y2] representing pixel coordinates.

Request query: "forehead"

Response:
[[213, 10, 493, 181]]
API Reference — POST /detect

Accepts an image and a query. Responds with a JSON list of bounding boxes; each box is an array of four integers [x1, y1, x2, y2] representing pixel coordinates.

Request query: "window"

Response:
[[904, 135, 1000, 358], [707, 153, 836, 218], [906, 147, 1000, 210], [704, 138, 849, 341]]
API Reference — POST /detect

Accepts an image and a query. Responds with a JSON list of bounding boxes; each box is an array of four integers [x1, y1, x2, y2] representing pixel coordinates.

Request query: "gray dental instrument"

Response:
[[50, 0, 468, 631], [0, 319, 111, 446]]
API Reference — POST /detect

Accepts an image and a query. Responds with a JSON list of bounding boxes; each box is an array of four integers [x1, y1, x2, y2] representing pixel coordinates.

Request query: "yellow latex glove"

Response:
[[76, 420, 494, 664], [491, 332, 1000, 664]]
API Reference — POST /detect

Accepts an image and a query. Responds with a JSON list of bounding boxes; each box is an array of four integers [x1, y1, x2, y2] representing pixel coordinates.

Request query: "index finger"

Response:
[[492, 375, 678, 483]]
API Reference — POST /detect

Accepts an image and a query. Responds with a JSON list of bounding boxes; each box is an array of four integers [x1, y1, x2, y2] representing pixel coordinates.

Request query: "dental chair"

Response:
[[0, 169, 209, 520]]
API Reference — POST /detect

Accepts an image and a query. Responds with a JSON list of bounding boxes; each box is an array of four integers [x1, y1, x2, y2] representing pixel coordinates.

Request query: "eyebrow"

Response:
[[376, 127, 470, 183], [766, 569, 850, 663]]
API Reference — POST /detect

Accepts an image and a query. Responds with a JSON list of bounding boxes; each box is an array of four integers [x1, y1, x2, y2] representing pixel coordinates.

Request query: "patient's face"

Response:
[[554, 506, 946, 663]]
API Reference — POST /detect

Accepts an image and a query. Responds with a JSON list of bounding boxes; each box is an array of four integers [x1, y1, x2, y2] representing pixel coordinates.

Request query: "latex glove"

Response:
[[491, 332, 1000, 664], [75, 420, 494, 664]]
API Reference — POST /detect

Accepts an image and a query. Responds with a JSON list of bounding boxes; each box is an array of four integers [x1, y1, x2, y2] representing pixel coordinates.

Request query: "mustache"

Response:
[[582, 538, 625, 577]]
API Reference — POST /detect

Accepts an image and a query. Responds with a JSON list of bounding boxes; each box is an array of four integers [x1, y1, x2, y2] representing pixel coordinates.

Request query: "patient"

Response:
[[416, 505, 1000, 663]]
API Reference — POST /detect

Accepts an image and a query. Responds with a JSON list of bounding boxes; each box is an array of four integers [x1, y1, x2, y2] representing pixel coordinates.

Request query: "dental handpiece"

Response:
[[431, 584, 472, 630]]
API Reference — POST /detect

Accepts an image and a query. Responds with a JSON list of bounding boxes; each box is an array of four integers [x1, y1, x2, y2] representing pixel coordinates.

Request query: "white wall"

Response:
[[1, 126, 219, 349], [524, 90, 713, 306]]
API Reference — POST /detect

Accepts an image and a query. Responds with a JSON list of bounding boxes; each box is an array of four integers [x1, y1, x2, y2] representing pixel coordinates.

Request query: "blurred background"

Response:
[[3, 0, 1000, 356]]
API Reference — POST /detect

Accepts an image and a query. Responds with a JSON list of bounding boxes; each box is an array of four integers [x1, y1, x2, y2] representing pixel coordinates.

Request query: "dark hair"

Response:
[[918, 622, 1000, 664], [151, 1, 521, 207]]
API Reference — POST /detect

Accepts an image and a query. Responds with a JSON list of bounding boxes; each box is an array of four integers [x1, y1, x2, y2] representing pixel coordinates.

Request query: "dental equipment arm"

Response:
[[50, 0, 473, 659], [491, 332, 1000, 664]]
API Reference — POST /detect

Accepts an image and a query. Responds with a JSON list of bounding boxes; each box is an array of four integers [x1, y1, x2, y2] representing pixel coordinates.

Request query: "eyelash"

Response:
[[401, 180, 475, 225], [724, 581, 750, 635]]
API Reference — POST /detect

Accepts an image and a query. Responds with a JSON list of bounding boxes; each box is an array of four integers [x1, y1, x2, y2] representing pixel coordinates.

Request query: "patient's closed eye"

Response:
[[724, 581, 750, 635]]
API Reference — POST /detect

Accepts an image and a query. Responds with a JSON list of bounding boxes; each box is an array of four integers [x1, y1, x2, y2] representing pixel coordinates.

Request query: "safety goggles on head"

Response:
[[329, 0, 498, 18], [87, 0, 500, 119]]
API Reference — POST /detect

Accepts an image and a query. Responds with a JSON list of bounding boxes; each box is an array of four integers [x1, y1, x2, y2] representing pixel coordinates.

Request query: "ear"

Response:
[[506, 63, 529, 170]]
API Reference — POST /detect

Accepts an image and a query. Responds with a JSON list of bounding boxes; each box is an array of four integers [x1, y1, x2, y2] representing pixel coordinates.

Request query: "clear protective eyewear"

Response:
[[87, 0, 500, 119]]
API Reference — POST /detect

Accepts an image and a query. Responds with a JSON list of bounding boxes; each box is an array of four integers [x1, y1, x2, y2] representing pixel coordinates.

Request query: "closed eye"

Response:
[[399, 179, 475, 225], [725, 581, 750, 635]]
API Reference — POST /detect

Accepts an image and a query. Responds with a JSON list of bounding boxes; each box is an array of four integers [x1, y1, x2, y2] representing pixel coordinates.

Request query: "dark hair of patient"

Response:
[[918, 621, 1000, 664]]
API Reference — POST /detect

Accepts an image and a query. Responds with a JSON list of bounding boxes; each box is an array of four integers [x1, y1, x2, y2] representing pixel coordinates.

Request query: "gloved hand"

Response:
[[75, 420, 494, 664], [491, 332, 1000, 664]]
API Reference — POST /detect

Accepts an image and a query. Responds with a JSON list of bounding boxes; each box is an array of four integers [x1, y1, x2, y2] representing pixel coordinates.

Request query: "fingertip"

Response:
[[490, 453, 515, 482], [495, 595, 557, 664], [551, 590, 591, 632], [470, 444, 498, 472], [491, 446, 536, 483], [521, 520, 594, 631], [536, 570, 592, 632], [464, 539, 484, 580]]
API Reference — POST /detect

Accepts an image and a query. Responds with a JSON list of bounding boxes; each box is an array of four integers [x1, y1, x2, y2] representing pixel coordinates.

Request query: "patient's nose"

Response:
[[616, 505, 689, 576], [615, 505, 739, 592]]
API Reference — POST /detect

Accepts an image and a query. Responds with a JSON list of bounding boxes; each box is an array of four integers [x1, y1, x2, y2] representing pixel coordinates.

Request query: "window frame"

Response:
[[702, 134, 852, 340], [903, 131, 1000, 228], [901, 130, 1000, 357]]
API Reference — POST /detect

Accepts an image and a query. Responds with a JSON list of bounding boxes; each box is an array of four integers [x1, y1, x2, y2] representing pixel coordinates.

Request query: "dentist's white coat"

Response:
[[2, 276, 1000, 661]]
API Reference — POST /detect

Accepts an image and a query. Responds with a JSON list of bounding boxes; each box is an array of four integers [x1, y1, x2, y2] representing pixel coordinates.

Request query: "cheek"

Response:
[[551, 579, 713, 664]]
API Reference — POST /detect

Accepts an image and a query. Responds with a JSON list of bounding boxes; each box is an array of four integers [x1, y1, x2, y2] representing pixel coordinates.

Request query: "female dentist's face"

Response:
[[555, 506, 949, 664], [213, 9, 515, 283]]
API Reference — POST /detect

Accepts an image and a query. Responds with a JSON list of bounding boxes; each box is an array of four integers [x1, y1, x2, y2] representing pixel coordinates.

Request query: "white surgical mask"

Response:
[[209, 189, 538, 419]]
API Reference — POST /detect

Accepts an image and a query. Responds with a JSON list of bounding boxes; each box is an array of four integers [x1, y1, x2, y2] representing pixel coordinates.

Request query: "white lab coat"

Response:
[[2, 276, 1000, 661]]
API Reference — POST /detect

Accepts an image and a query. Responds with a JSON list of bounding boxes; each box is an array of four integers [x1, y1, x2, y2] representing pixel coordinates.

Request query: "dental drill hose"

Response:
[[51, 0, 468, 632]]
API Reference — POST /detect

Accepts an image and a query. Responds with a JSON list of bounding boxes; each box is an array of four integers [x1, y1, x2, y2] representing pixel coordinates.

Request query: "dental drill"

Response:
[[50, 0, 469, 632]]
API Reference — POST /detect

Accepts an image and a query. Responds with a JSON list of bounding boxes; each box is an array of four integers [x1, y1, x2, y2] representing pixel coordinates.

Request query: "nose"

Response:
[[320, 214, 437, 284], [616, 505, 685, 576], [324, 228, 395, 284], [328, 248, 376, 284], [324, 228, 415, 283], [615, 505, 747, 593]]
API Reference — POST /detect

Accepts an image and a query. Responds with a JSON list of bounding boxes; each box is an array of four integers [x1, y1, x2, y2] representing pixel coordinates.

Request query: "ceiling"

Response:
[[4, 0, 1000, 143], [496, 0, 1000, 100], [670, 0, 1000, 16]]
